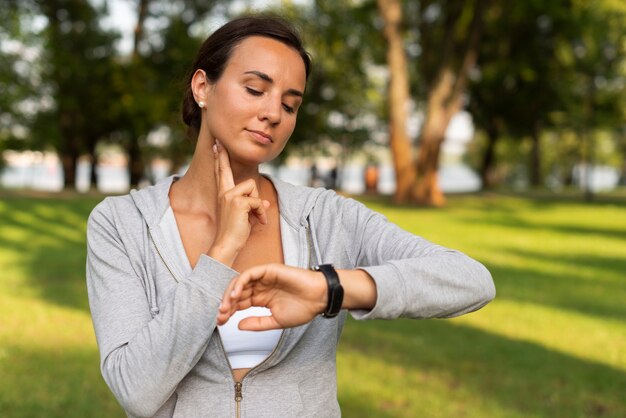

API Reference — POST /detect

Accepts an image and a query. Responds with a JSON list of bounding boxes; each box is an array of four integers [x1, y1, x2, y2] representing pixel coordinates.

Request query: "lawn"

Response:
[[1, 190, 624, 417]]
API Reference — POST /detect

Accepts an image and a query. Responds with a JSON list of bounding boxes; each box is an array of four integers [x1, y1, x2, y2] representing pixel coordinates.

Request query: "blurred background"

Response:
[[1, 0, 625, 417]]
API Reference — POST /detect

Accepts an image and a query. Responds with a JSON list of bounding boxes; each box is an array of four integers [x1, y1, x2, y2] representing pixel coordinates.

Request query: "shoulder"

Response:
[[88, 194, 136, 223], [311, 188, 387, 224], [87, 194, 141, 238]]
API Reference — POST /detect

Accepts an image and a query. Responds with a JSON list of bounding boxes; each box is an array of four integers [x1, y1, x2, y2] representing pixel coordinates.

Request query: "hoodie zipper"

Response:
[[149, 214, 314, 417], [218, 223, 313, 418], [217, 329, 287, 418]]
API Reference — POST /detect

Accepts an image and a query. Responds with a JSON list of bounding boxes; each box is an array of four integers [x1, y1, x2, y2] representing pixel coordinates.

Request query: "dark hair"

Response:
[[182, 15, 312, 134]]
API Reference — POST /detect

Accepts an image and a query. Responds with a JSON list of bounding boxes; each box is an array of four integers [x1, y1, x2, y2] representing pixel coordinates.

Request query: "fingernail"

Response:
[[230, 290, 236, 297], [212, 144, 217, 154]]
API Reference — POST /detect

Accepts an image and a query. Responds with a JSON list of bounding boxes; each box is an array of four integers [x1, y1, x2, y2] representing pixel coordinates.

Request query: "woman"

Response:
[[86, 15, 495, 418]]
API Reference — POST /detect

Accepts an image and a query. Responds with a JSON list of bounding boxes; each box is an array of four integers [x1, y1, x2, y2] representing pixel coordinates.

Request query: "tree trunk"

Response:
[[412, 0, 488, 206], [86, 138, 99, 190], [377, 0, 416, 204], [529, 122, 542, 187], [133, 0, 149, 55], [128, 133, 144, 188], [126, 0, 150, 188], [480, 122, 499, 189], [60, 137, 80, 190], [413, 71, 456, 206]]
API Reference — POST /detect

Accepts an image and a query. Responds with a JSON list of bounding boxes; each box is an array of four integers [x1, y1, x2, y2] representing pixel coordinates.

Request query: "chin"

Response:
[[229, 145, 282, 167]]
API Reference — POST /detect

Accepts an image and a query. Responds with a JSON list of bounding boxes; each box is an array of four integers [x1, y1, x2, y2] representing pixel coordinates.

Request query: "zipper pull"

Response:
[[234, 382, 243, 402]]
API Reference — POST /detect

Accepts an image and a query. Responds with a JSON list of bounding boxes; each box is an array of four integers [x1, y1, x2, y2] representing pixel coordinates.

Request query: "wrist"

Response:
[[312, 271, 329, 315], [207, 244, 238, 267], [312, 264, 344, 318], [336, 269, 377, 310]]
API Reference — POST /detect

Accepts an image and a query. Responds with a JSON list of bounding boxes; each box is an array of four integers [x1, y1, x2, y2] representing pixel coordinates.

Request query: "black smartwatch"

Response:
[[312, 264, 344, 318]]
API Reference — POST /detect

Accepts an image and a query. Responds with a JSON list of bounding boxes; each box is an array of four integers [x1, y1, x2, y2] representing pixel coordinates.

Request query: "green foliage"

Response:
[[264, 0, 387, 161], [33, 0, 120, 147], [2, 0, 623, 190], [1, 192, 625, 417], [467, 0, 626, 187]]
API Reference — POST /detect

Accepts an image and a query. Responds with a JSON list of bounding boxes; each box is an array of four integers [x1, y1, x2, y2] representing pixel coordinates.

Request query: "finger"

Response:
[[229, 178, 260, 198], [221, 267, 260, 312], [231, 264, 273, 297], [213, 140, 220, 188], [220, 275, 243, 312], [215, 139, 235, 191], [229, 181, 268, 224], [238, 315, 281, 331], [251, 201, 268, 225], [231, 196, 268, 225]]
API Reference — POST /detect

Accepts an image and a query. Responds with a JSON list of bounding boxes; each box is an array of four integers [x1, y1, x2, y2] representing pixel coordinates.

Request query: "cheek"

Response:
[[205, 88, 248, 134], [280, 119, 297, 141]]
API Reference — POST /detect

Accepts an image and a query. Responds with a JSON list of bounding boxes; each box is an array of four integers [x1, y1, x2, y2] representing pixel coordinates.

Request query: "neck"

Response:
[[172, 135, 266, 216]]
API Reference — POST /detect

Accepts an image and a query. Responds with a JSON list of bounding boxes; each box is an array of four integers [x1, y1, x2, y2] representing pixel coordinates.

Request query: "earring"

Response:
[[198, 101, 205, 108]]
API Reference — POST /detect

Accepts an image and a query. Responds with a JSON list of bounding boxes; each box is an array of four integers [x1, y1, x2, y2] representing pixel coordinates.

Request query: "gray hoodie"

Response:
[[86, 175, 495, 418]]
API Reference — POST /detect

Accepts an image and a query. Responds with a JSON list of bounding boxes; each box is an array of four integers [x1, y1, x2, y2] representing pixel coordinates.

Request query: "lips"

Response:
[[246, 129, 273, 144]]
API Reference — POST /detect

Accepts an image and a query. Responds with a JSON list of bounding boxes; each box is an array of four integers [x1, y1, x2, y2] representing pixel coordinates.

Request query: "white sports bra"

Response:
[[217, 307, 281, 369], [163, 206, 298, 369]]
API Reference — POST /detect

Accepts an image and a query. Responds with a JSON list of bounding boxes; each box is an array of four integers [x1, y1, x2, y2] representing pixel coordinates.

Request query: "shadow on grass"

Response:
[[339, 318, 626, 418], [0, 196, 102, 312], [466, 214, 626, 242], [0, 343, 123, 418], [445, 195, 626, 242], [485, 249, 626, 322]]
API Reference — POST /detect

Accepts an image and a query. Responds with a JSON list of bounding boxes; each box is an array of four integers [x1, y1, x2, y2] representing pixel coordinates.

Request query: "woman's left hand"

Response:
[[217, 264, 327, 330]]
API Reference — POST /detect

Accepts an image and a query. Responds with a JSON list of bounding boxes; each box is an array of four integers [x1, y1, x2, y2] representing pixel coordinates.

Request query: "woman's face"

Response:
[[199, 36, 307, 166]]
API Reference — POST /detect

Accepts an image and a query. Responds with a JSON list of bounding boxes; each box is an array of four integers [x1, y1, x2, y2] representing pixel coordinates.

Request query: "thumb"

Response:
[[238, 315, 280, 331]]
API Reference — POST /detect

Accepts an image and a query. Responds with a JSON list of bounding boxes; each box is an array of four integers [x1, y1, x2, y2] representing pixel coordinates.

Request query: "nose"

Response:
[[258, 94, 281, 125]]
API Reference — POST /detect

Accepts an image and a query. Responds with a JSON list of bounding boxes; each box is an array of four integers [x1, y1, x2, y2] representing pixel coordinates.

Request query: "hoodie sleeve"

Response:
[[316, 193, 495, 320], [86, 198, 236, 418]]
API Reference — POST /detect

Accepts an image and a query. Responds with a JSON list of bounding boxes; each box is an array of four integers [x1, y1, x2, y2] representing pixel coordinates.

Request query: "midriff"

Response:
[[233, 368, 251, 383]]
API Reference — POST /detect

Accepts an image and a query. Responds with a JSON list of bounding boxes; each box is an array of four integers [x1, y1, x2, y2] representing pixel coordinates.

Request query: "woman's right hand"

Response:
[[208, 139, 270, 267]]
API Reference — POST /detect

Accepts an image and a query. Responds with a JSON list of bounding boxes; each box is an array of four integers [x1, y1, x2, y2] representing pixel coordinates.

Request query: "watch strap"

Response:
[[312, 264, 344, 318]]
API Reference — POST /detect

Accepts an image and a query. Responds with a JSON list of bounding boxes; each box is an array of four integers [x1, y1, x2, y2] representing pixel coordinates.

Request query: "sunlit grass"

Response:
[[1, 191, 625, 417], [338, 193, 626, 418]]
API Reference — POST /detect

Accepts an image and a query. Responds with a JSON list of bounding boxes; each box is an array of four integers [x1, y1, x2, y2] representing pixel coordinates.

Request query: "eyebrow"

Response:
[[243, 70, 304, 98]]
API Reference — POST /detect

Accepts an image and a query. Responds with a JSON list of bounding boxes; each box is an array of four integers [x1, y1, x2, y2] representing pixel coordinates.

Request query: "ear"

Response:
[[191, 69, 210, 105]]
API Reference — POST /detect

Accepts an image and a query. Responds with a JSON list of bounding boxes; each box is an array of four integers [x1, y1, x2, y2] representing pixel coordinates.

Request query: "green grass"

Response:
[[1, 191, 625, 417]]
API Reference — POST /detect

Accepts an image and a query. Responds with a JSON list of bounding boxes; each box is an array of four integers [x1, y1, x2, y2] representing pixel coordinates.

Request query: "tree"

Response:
[[378, 0, 488, 205], [277, 0, 385, 175], [468, 0, 626, 192], [377, 0, 416, 203], [115, 0, 223, 187], [26, 0, 119, 190], [0, 1, 48, 166], [468, 1, 572, 189]]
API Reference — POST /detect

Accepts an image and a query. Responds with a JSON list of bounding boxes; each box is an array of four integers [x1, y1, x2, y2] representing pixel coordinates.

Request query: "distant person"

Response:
[[364, 163, 379, 194], [86, 15, 495, 418], [327, 165, 338, 190], [309, 162, 319, 187]]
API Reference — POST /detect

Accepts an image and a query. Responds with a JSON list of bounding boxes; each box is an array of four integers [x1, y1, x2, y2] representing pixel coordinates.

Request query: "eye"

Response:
[[245, 87, 263, 96], [282, 103, 296, 114]]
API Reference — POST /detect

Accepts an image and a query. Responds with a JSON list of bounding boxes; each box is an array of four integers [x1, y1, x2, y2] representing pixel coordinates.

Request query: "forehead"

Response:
[[225, 36, 306, 90]]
